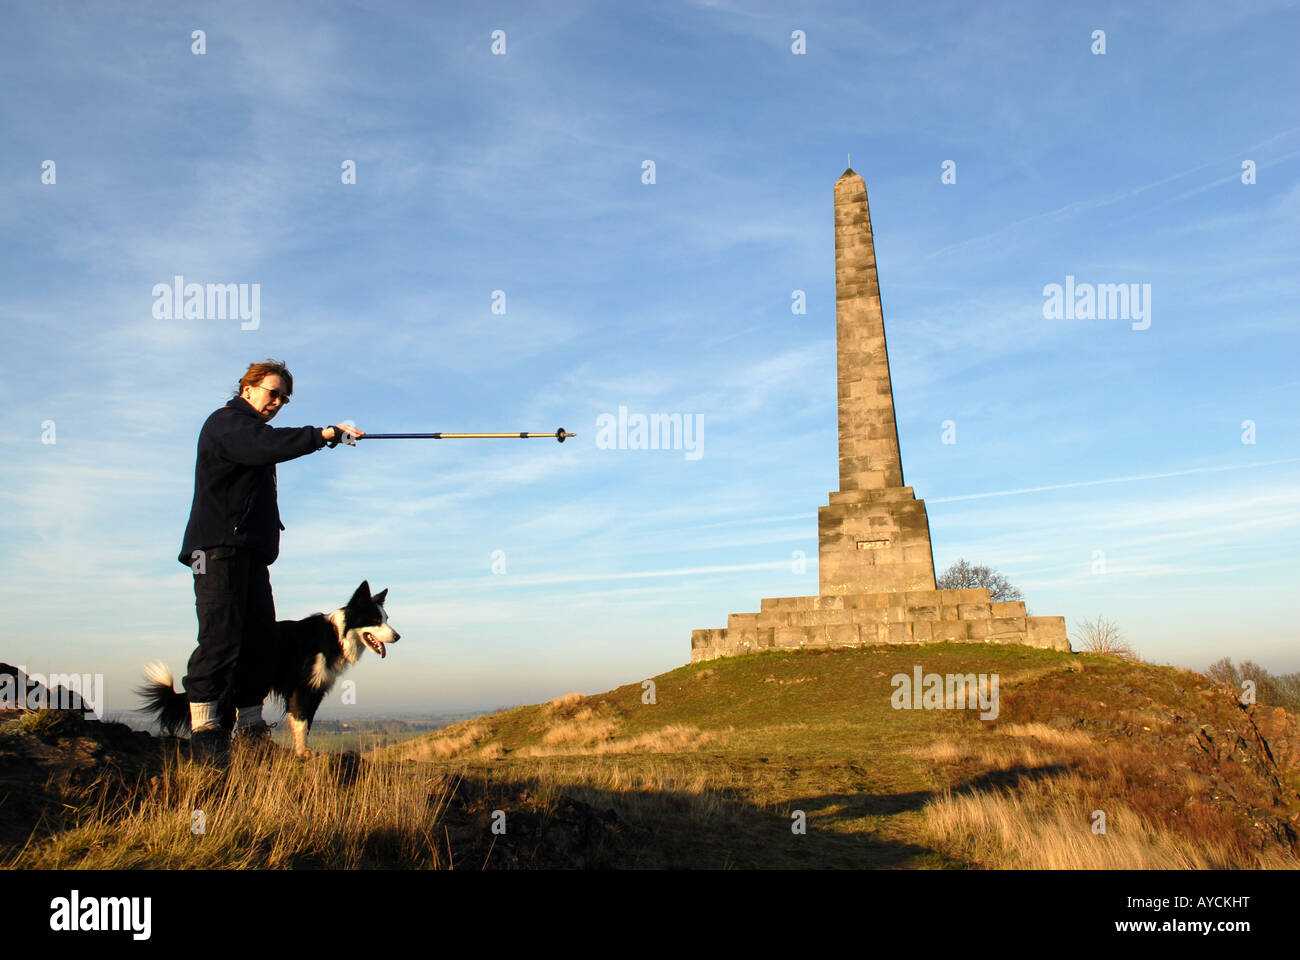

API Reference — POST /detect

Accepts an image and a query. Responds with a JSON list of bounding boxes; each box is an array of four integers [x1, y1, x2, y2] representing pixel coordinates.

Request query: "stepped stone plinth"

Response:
[[690, 168, 1070, 663]]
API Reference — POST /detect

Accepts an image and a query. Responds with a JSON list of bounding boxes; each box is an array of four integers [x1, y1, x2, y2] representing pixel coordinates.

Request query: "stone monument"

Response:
[[690, 168, 1070, 662]]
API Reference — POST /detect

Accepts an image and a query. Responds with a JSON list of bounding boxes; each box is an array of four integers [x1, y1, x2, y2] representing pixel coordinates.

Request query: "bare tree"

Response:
[[1072, 615, 1138, 660], [1205, 656, 1236, 685], [936, 558, 1023, 602], [1204, 657, 1300, 711]]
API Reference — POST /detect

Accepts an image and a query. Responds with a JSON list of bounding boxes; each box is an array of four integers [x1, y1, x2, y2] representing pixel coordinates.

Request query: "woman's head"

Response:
[[236, 359, 294, 421]]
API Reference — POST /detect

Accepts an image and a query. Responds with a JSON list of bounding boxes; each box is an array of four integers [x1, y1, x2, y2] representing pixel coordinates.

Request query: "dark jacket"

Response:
[[178, 397, 329, 566]]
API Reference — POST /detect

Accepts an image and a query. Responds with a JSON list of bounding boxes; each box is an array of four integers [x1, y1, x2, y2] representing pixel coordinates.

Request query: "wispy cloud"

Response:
[[930, 458, 1300, 503]]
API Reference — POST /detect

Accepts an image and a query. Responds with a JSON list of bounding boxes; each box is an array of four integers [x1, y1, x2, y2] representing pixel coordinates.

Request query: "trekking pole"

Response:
[[356, 428, 575, 442]]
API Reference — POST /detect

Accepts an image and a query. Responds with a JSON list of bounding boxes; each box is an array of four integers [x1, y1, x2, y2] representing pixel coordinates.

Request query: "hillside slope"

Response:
[[377, 643, 1300, 868], [5, 643, 1298, 869]]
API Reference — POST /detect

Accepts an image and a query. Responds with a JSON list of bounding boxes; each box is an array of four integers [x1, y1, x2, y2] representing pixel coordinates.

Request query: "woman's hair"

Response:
[[235, 358, 294, 398]]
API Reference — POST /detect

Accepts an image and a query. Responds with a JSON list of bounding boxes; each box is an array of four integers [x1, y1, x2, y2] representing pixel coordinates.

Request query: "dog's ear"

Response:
[[350, 581, 372, 606], [373, 588, 388, 605]]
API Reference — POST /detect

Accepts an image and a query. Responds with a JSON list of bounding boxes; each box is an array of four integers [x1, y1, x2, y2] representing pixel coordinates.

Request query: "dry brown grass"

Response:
[[537, 706, 621, 747], [394, 720, 489, 761], [1001, 663, 1084, 688], [515, 757, 737, 822], [593, 724, 723, 754], [8, 745, 454, 869], [908, 738, 966, 764], [545, 692, 584, 713], [1001, 721, 1094, 750], [907, 735, 1050, 770], [519, 723, 727, 757], [909, 720, 1300, 869], [921, 772, 1298, 869]]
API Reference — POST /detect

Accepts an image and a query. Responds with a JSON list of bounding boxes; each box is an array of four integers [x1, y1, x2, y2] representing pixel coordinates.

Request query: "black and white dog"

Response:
[[139, 581, 400, 757]]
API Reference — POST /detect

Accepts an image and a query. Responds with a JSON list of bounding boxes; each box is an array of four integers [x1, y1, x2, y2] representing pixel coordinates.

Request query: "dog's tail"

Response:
[[136, 661, 192, 735]]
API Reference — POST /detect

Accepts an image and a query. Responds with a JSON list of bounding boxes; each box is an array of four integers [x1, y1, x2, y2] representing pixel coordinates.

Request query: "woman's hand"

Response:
[[322, 424, 365, 446]]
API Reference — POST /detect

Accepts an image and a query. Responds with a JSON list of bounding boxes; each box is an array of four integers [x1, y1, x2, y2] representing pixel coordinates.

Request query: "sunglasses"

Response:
[[255, 384, 290, 404]]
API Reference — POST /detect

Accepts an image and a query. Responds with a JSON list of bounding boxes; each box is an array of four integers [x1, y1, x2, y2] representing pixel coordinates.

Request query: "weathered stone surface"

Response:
[[1027, 616, 1071, 652]]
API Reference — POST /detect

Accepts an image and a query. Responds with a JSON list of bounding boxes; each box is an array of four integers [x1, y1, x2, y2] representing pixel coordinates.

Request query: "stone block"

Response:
[[692, 629, 723, 649], [797, 628, 826, 648], [990, 601, 1027, 618], [728, 613, 758, 631], [769, 626, 798, 648], [860, 622, 889, 644], [956, 603, 991, 620], [906, 605, 940, 621], [819, 623, 860, 646], [888, 622, 912, 643], [911, 621, 933, 642], [1027, 616, 1070, 652], [931, 621, 970, 643], [800, 608, 853, 627], [989, 617, 1025, 633]]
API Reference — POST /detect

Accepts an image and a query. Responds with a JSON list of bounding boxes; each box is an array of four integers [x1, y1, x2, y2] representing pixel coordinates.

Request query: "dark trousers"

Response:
[[183, 546, 278, 708]]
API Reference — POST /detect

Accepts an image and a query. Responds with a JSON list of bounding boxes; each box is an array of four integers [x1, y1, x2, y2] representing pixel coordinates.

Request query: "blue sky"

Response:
[[2, 1, 1297, 719]]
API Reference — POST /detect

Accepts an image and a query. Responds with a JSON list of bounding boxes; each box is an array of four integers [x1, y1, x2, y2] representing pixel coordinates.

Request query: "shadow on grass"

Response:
[[4, 736, 1071, 870]]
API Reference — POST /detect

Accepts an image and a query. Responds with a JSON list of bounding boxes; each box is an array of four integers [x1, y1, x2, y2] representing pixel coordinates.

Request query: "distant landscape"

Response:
[[108, 710, 491, 753]]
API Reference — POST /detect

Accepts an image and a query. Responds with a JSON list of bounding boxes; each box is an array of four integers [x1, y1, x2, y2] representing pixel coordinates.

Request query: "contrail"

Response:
[[477, 560, 798, 587], [930, 458, 1300, 503]]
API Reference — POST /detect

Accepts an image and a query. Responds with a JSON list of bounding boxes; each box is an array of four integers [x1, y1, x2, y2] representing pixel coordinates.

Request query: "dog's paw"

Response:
[[294, 748, 315, 760]]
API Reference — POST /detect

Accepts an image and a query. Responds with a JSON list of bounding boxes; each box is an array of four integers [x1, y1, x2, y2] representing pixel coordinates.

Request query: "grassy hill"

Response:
[[6, 643, 1299, 868]]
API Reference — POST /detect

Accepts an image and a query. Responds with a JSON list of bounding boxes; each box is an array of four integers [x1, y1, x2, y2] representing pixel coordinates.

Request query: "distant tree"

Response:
[[1205, 656, 1241, 687], [1204, 657, 1300, 712], [1072, 614, 1138, 661], [936, 558, 1023, 602]]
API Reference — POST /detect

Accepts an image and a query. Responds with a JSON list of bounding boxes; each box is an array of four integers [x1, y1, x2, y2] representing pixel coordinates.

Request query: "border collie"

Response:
[[139, 580, 400, 757]]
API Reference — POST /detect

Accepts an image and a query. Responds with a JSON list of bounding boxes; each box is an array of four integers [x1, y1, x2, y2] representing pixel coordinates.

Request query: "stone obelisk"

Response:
[[687, 167, 1070, 663], [817, 168, 937, 596]]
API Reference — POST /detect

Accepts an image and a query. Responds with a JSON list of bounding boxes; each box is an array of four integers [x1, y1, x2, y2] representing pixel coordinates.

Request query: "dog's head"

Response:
[[336, 580, 400, 664]]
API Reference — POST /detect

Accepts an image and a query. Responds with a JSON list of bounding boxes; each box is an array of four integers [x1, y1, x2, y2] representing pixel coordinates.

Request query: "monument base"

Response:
[[690, 587, 1070, 663]]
